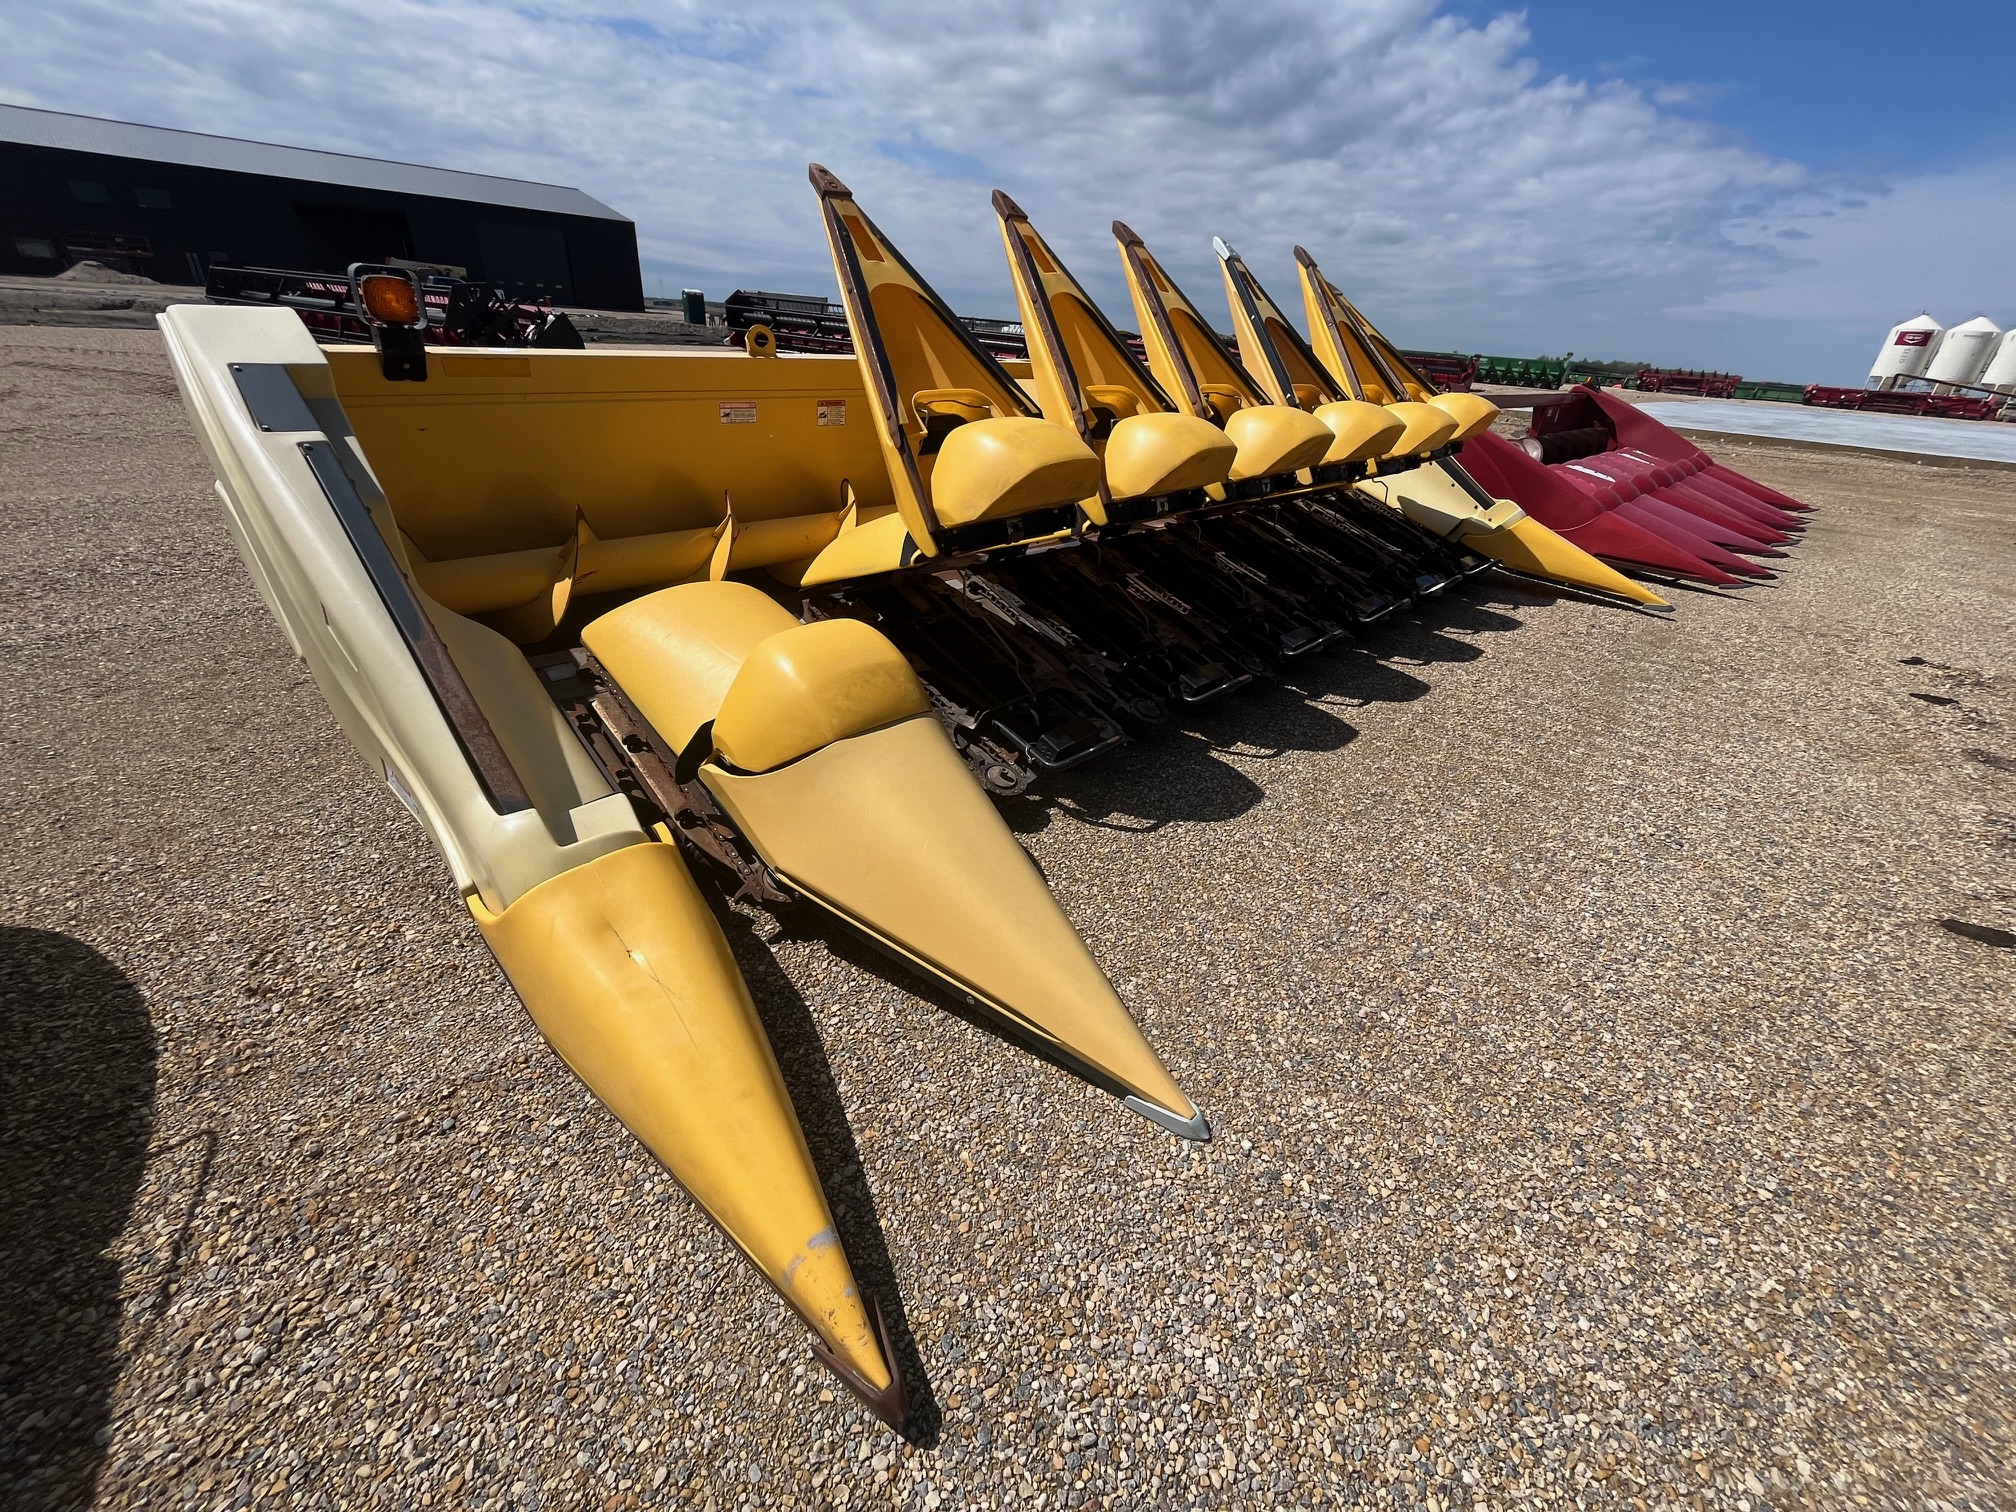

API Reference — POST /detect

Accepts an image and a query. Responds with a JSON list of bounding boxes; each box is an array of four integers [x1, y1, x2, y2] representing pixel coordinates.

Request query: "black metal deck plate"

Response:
[[229, 362, 319, 434]]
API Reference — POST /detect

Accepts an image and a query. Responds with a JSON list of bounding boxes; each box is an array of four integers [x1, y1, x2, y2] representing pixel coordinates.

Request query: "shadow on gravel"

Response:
[[1180, 682, 1360, 759], [1279, 645, 1432, 707], [1364, 621, 1487, 666], [1649, 577, 1756, 603], [712, 908, 944, 1449], [0, 927, 157, 1512], [1410, 594, 1528, 636], [1004, 673, 1375, 838], [748, 900, 1179, 1453], [1006, 726, 1269, 835]]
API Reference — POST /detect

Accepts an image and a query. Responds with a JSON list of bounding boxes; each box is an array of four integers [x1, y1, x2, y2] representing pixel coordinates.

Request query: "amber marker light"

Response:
[[348, 264, 430, 381], [358, 272, 423, 326]]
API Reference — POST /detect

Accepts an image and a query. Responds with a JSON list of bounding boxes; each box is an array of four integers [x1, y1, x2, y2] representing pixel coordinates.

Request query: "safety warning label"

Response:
[[718, 401, 758, 424], [817, 399, 847, 426]]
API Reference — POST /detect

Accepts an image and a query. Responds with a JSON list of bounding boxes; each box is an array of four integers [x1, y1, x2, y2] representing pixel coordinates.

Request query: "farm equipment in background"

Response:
[[1730, 380, 1808, 404], [721, 288, 855, 352], [1460, 384, 1812, 588], [1631, 368, 1742, 398], [1472, 354, 1570, 388], [1263, 266, 1799, 591], [723, 287, 1032, 361], [962, 314, 1034, 359], [1802, 384, 2006, 421], [1396, 350, 1477, 391], [204, 263, 584, 349]]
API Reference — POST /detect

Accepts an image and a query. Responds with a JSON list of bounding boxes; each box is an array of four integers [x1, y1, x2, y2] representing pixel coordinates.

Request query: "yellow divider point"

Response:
[[472, 842, 893, 1392], [1477, 516, 1670, 607]]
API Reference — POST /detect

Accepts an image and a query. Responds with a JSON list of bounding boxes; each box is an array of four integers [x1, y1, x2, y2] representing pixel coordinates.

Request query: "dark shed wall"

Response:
[[0, 142, 643, 310]]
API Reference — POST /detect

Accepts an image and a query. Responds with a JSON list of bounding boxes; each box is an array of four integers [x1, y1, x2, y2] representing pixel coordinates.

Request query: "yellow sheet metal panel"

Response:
[[1214, 244, 1349, 418], [999, 216, 1095, 434], [1222, 405, 1335, 481], [1115, 223, 1266, 423], [472, 842, 891, 1391], [866, 285, 1031, 428], [1260, 314, 1345, 405], [1360, 462, 1524, 538], [1295, 251, 1399, 405], [812, 168, 1051, 556], [1354, 313, 1441, 404], [1358, 464, 1668, 605], [1102, 412, 1238, 502], [1310, 400, 1406, 465], [995, 196, 1229, 527], [324, 345, 892, 557], [811, 170, 1114, 559], [712, 619, 931, 775], [1116, 229, 1358, 493], [996, 198, 1170, 433], [1427, 391, 1501, 441], [927, 416, 1102, 529], [1382, 401, 1461, 458], [790, 512, 917, 587], [581, 581, 799, 753], [1480, 517, 1671, 607], [703, 716, 1196, 1121]]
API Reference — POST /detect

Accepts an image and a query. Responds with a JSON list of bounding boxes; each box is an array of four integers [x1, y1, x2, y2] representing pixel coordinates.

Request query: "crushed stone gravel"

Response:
[[3, 327, 2013, 1510]]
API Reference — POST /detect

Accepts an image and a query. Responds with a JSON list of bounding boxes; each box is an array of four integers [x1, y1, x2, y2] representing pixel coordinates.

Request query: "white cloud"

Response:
[[1694, 159, 2016, 330], [2, 0, 1962, 378]]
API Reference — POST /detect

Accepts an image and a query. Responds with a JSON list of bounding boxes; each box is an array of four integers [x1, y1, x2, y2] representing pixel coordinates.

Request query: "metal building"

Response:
[[0, 104, 642, 311]]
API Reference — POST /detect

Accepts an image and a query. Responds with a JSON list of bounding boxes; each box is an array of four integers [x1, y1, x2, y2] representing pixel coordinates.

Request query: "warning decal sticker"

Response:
[[719, 401, 758, 424], [817, 399, 847, 426]]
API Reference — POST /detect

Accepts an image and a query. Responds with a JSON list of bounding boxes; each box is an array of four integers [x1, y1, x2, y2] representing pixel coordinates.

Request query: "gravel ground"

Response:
[[3, 326, 2013, 1511], [0, 271, 205, 331]]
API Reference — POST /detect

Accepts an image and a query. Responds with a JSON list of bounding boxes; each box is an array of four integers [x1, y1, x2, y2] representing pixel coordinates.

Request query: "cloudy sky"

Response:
[[7, 0, 2013, 381]]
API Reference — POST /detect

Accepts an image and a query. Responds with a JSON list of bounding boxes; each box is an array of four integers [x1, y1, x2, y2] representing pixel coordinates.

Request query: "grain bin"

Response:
[[1868, 313, 1943, 389], [1925, 314, 2002, 392], [1979, 328, 2016, 396]]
